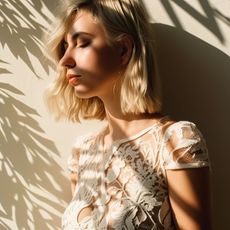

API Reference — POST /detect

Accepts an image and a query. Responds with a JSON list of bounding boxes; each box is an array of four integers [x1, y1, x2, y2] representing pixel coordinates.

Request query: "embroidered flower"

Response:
[[109, 199, 148, 230], [106, 157, 125, 183]]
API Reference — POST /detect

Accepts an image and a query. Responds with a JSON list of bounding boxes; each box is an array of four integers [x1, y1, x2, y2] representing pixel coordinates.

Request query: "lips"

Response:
[[66, 74, 82, 85]]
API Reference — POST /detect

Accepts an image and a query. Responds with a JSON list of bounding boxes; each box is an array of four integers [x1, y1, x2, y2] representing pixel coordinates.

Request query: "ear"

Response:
[[119, 35, 133, 66]]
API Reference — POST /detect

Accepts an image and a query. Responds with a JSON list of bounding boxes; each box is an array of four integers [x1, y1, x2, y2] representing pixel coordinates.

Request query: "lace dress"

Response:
[[62, 118, 209, 229]]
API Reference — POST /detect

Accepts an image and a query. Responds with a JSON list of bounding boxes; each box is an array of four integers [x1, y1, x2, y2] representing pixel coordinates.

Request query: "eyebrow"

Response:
[[64, 31, 93, 43]]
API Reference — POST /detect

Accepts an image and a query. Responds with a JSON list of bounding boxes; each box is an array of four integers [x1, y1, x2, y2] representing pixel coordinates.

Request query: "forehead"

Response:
[[64, 10, 105, 41]]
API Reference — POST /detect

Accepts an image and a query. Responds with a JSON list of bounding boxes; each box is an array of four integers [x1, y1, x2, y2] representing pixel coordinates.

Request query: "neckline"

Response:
[[99, 116, 169, 147]]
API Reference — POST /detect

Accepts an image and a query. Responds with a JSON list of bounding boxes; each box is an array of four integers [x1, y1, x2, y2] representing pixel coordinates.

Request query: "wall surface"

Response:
[[0, 0, 229, 229], [143, 1, 230, 229]]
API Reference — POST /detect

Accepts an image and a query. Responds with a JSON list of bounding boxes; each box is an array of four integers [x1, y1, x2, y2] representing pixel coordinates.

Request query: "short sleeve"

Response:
[[161, 121, 210, 170], [67, 133, 93, 173], [67, 139, 81, 173]]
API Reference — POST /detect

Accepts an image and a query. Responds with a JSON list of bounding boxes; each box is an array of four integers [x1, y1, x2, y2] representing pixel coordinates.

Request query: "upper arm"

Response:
[[70, 172, 77, 196], [67, 133, 94, 197], [67, 147, 80, 197], [162, 121, 212, 229], [166, 167, 212, 230]]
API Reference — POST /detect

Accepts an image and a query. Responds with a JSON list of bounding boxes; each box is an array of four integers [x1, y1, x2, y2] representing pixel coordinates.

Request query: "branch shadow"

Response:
[[213, 8, 230, 26], [0, 0, 56, 78], [152, 23, 230, 230], [0, 80, 69, 229], [159, 0, 226, 43], [159, 0, 183, 30]]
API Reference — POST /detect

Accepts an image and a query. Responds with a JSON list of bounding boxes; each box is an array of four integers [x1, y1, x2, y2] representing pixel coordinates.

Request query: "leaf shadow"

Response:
[[0, 82, 69, 229], [0, 59, 11, 75], [0, 0, 56, 79]]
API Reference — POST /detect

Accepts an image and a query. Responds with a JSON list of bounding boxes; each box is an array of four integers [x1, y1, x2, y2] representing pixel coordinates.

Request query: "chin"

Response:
[[74, 88, 95, 99]]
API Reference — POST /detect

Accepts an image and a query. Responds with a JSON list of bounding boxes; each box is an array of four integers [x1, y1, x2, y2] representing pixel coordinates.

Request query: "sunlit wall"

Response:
[[0, 0, 229, 229]]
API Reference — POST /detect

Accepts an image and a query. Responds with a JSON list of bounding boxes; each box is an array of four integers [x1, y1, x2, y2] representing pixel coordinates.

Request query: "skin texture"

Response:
[[60, 11, 123, 99], [60, 10, 212, 230], [167, 168, 212, 230]]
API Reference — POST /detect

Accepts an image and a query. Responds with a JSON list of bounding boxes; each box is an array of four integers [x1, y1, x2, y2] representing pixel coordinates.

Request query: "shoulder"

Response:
[[67, 128, 104, 173], [146, 116, 205, 145], [160, 119, 209, 169], [72, 132, 97, 150], [72, 125, 107, 149], [162, 120, 205, 142]]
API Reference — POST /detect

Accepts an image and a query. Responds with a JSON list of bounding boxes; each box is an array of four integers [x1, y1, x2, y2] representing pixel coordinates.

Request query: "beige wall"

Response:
[[0, 0, 229, 229], [143, 1, 230, 229]]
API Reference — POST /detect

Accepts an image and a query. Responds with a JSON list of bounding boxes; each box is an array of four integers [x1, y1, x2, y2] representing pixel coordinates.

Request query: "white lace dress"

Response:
[[62, 118, 209, 229]]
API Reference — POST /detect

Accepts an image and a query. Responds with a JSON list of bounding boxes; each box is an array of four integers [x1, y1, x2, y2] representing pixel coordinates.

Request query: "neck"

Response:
[[99, 94, 162, 145]]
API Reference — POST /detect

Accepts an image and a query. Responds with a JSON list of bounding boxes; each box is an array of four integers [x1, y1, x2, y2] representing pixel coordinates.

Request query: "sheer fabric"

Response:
[[62, 119, 209, 229]]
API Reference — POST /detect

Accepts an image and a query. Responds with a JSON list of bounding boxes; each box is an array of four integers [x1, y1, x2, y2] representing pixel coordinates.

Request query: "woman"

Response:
[[45, 0, 212, 229]]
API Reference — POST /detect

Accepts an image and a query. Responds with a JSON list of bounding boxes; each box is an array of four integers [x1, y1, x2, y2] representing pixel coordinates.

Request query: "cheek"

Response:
[[77, 47, 121, 76], [98, 46, 121, 73]]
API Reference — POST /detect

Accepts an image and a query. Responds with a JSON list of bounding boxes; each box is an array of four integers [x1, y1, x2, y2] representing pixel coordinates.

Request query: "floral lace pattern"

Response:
[[62, 120, 209, 229]]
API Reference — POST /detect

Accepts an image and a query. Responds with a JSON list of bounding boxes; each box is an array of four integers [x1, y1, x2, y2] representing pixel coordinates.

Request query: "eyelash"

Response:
[[78, 42, 90, 48], [61, 40, 90, 54]]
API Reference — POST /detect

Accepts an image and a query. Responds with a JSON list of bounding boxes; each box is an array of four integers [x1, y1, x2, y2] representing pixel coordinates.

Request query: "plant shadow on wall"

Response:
[[0, 1, 69, 230], [0, 0, 55, 78], [159, 0, 229, 44], [0, 71, 67, 229], [0, 0, 229, 229]]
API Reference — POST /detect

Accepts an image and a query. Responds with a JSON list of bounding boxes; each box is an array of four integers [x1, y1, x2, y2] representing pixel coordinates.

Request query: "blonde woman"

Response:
[[45, 0, 212, 229]]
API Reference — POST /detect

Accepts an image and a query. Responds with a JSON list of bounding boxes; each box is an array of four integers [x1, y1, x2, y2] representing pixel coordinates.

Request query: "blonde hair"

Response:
[[45, 0, 161, 122]]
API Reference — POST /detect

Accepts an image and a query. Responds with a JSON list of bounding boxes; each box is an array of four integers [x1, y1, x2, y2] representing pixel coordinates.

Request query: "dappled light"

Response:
[[0, 0, 229, 229], [0, 0, 68, 229], [0, 80, 68, 229]]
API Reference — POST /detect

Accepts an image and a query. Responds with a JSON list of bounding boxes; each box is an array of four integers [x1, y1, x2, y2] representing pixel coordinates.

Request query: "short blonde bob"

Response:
[[45, 0, 161, 122]]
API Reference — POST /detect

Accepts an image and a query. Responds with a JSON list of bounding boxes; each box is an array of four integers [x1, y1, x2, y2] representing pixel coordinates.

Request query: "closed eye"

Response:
[[78, 41, 90, 48]]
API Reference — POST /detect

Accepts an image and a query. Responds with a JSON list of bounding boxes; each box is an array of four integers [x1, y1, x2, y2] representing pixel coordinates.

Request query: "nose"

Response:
[[59, 49, 76, 69]]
